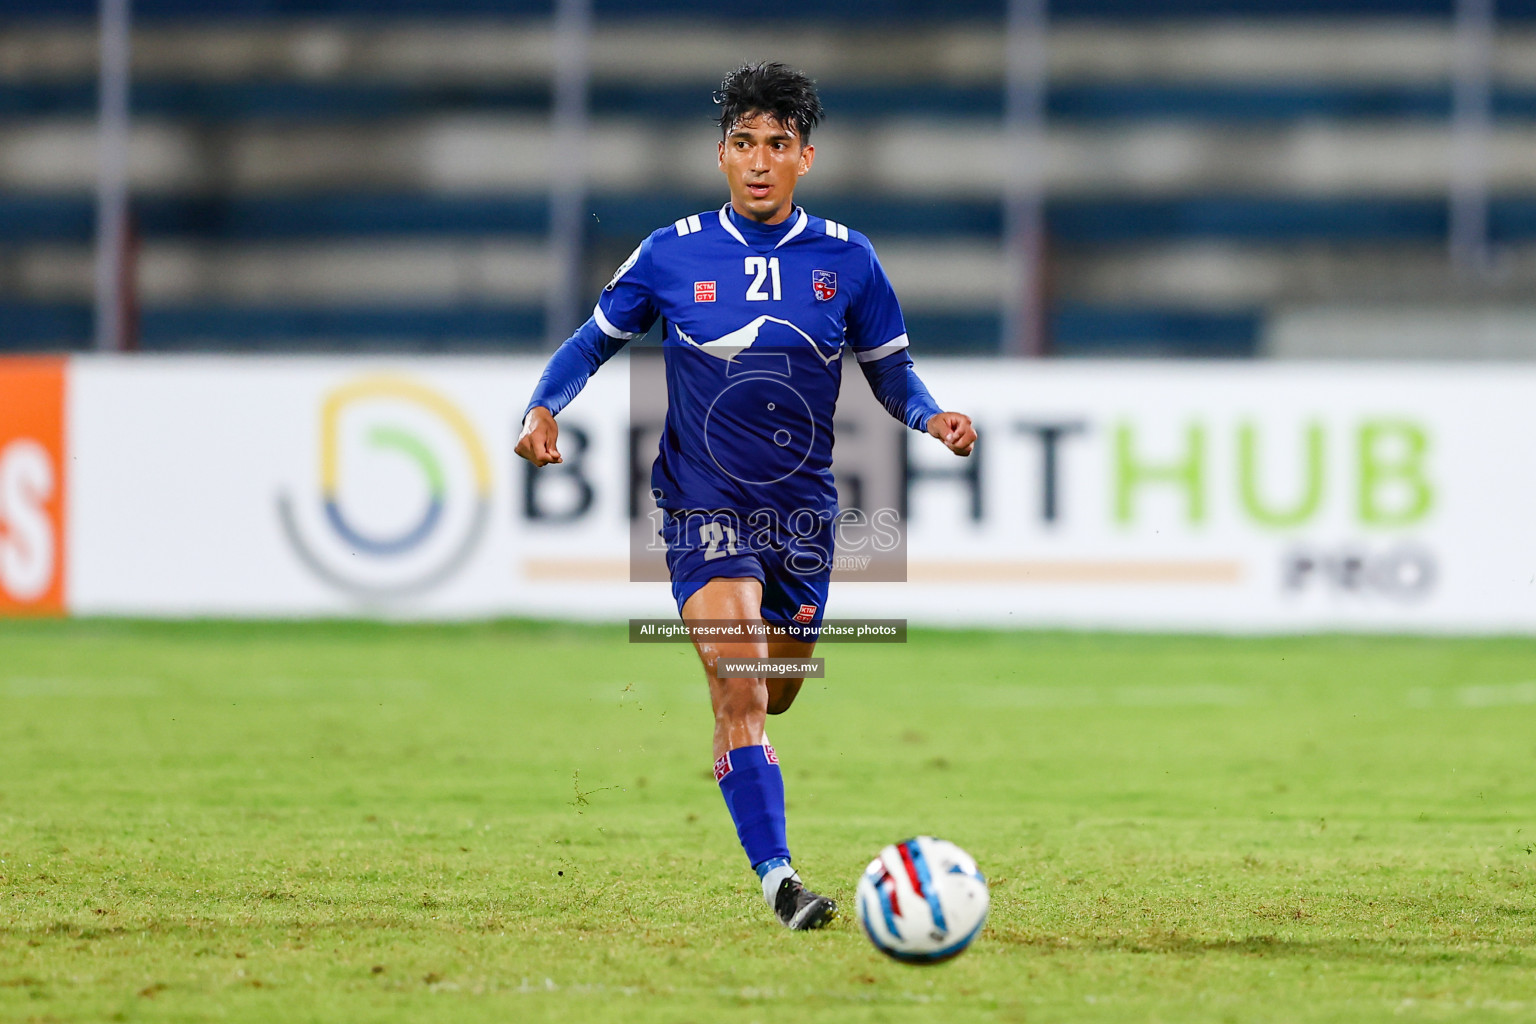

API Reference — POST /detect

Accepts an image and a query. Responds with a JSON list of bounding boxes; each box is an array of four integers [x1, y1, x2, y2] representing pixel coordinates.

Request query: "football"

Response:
[[856, 836, 989, 964]]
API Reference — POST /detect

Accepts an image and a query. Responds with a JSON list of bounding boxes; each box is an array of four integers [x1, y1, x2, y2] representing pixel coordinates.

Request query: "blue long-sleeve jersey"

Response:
[[525, 205, 945, 516]]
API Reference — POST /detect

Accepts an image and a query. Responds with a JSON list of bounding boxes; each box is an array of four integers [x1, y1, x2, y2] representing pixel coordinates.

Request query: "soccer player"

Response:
[[516, 62, 976, 930]]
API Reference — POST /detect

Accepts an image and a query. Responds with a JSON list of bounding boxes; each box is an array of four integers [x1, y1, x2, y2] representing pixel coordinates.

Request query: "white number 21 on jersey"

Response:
[[744, 256, 782, 301]]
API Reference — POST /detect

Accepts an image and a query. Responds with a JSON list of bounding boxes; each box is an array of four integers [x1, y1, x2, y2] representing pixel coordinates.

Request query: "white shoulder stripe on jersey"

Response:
[[593, 305, 638, 340], [855, 333, 909, 362], [822, 219, 850, 242], [673, 217, 690, 236], [688, 213, 702, 233]]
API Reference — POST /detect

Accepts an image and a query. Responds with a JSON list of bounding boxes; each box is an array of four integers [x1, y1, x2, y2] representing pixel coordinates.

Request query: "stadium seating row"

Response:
[[10, 120, 1536, 193], [15, 194, 1536, 244], [1, 6, 1531, 356], [6, 0, 1536, 19], [0, 303, 1263, 357], [16, 81, 1536, 121], [7, 21, 1536, 85]]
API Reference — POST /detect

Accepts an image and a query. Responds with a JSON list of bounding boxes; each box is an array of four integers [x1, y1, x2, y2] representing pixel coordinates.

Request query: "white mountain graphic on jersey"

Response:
[[677, 316, 840, 366]]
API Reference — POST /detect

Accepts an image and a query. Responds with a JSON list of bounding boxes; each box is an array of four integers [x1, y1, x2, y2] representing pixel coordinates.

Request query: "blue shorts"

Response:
[[662, 509, 833, 638]]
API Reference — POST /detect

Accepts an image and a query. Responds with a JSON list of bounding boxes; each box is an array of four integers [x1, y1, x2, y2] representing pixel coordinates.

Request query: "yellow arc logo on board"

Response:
[[277, 376, 492, 600]]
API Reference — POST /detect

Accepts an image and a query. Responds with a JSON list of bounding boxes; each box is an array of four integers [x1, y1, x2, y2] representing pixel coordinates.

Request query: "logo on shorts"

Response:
[[695, 281, 717, 302], [812, 270, 837, 301], [793, 603, 818, 624], [764, 742, 778, 765], [713, 753, 732, 781]]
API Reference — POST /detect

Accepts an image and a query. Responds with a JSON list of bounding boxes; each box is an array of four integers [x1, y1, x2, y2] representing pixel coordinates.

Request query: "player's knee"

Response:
[[700, 645, 749, 680], [712, 674, 768, 723]]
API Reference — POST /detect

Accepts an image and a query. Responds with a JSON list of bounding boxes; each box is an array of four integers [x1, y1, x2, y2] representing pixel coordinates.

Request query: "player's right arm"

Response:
[[516, 237, 660, 467]]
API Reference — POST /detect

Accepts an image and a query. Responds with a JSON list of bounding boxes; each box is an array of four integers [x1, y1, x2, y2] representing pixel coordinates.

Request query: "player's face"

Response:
[[717, 112, 815, 225]]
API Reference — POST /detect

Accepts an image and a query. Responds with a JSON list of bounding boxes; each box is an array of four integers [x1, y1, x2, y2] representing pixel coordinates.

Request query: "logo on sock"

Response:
[[713, 752, 732, 781], [764, 742, 778, 765]]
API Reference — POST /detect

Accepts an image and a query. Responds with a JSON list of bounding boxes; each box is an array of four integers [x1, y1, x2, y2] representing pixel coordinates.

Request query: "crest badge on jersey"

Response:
[[793, 603, 818, 624], [812, 270, 837, 301]]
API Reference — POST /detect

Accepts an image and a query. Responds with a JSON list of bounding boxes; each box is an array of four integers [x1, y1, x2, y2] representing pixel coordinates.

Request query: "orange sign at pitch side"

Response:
[[0, 357, 66, 615]]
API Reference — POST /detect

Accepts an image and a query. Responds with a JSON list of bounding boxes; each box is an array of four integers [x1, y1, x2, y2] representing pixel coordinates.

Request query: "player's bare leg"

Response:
[[682, 576, 771, 758], [682, 577, 835, 930]]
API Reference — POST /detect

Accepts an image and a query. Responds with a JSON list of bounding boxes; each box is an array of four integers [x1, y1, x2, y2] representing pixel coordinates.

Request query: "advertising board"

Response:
[[2, 355, 1529, 631], [0, 357, 66, 616]]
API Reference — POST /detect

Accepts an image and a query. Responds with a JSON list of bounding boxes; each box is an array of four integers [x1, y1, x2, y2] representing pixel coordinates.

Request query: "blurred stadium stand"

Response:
[[4, 0, 1536, 356]]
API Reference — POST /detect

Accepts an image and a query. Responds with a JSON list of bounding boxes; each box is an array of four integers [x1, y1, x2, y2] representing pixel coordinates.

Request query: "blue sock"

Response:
[[754, 855, 791, 879], [715, 742, 791, 869]]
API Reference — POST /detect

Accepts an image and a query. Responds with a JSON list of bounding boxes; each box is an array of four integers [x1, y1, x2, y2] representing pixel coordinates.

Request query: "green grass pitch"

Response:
[[3, 620, 1536, 1022]]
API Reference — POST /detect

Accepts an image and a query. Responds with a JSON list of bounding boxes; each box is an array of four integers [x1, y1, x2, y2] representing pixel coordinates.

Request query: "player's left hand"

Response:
[[926, 412, 976, 457]]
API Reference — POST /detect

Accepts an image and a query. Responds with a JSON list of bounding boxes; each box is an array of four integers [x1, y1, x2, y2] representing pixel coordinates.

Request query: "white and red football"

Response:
[[856, 836, 989, 964]]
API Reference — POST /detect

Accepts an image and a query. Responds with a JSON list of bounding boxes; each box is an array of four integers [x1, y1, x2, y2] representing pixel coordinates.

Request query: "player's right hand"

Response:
[[515, 406, 562, 466]]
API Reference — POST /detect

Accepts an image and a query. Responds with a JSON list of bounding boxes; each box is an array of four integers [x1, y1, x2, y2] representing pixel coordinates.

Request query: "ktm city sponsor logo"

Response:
[[0, 358, 66, 614], [277, 376, 491, 599]]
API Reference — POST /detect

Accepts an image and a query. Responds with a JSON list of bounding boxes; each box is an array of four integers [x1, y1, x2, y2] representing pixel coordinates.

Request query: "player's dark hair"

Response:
[[713, 62, 823, 142]]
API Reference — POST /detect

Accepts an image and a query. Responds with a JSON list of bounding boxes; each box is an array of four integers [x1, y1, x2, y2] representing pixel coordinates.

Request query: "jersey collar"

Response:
[[717, 204, 809, 249]]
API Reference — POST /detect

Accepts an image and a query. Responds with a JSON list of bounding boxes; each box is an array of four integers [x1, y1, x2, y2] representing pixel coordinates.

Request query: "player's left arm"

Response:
[[847, 240, 976, 457], [857, 351, 975, 457]]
